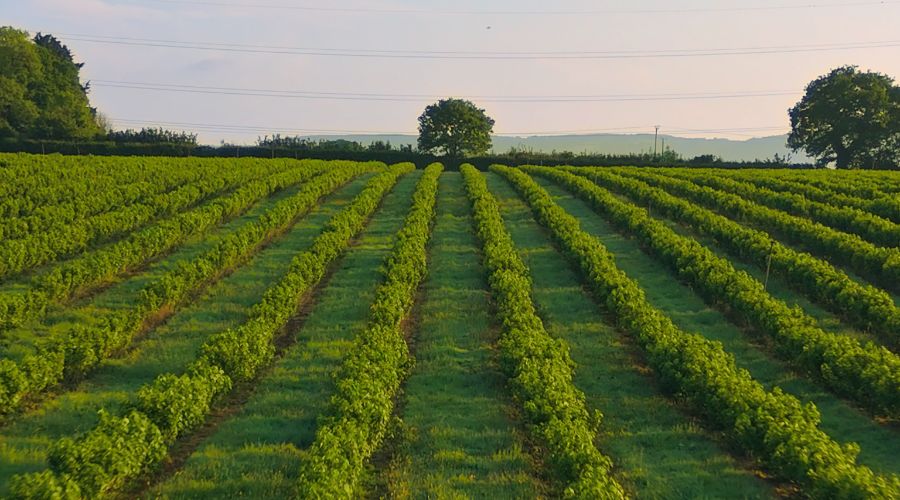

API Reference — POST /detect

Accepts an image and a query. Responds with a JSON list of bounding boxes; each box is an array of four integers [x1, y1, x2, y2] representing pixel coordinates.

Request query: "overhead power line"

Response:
[[91, 79, 801, 103], [54, 32, 900, 60], [130, 0, 900, 16], [111, 118, 411, 135], [111, 117, 787, 138]]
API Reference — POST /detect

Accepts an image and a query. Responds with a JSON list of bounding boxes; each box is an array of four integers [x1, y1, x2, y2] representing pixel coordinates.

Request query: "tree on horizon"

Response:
[[417, 98, 495, 157], [788, 66, 899, 169]]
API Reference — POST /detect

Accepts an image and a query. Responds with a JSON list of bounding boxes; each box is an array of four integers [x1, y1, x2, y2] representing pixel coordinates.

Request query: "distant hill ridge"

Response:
[[303, 133, 811, 162]]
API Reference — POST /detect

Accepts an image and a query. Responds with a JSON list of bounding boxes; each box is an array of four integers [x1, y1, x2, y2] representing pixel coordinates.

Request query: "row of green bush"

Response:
[[668, 169, 900, 247], [0, 159, 286, 280], [495, 165, 898, 498], [0, 161, 353, 330], [0, 155, 288, 219], [0, 162, 374, 415], [569, 167, 900, 353], [531, 166, 900, 415], [0, 158, 209, 240], [9, 164, 412, 498], [734, 170, 900, 219], [618, 169, 900, 293], [298, 163, 442, 496], [460, 164, 625, 498], [652, 169, 900, 223]]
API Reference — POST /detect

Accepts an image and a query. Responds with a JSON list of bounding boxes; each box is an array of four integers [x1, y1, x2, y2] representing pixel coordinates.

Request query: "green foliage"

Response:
[[257, 134, 413, 153], [9, 164, 413, 497], [0, 28, 41, 138], [0, 28, 100, 140], [459, 165, 625, 498], [0, 158, 289, 280], [668, 170, 900, 248], [493, 165, 900, 498], [11, 409, 167, 498], [3, 160, 899, 497], [136, 361, 232, 441], [6, 471, 81, 499], [0, 157, 333, 331], [107, 127, 198, 145], [530, 166, 900, 416], [789, 66, 900, 169], [417, 98, 495, 157], [297, 163, 442, 497], [0, 160, 378, 414], [733, 172, 900, 223], [582, 168, 900, 352], [0, 155, 212, 240], [620, 168, 900, 294]]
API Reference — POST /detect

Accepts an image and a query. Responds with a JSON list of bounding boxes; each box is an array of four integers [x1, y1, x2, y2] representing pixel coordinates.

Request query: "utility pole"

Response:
[[764, 241, 776, 290], [654, 125, 660, 157]]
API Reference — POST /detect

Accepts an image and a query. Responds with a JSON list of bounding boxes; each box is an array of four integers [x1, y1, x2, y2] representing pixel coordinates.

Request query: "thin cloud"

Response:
[[33, 0, 163, 19]]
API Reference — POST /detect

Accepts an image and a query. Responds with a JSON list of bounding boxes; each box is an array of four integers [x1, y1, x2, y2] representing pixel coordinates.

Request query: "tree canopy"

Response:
[[788, 66, 900, 169], [108, 127, 198, 145], [417, 98, 495, 157], [0, 27, 101, 140]]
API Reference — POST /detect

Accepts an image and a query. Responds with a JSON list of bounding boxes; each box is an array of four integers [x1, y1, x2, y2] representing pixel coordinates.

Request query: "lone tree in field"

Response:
[[788, 66, 900, 169], [417, 98, 495, 157]]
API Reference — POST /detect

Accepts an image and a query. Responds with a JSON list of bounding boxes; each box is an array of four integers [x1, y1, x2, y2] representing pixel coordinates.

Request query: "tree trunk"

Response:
[[447, 142, 460, 158], [834, 143, 851, 169]]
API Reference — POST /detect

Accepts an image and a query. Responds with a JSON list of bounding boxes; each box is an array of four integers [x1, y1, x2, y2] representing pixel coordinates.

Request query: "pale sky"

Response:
[[3, 0, 899, 144]]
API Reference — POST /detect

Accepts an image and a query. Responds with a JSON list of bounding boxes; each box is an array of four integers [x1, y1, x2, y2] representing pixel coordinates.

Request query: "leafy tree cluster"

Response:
[[107, 127, 198, 145], [497, 146, 796, 169], [256, 134, 413, 152], [789, 66, 900, 169], [0, 27, 101, 140]]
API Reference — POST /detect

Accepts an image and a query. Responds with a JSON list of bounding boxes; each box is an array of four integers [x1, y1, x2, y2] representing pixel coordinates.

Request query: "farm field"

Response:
[[0, 153, 898, 498]]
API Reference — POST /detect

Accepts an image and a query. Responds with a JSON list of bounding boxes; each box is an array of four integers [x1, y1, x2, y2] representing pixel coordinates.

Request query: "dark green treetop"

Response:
[[417, 98, 495, 157], [788, 66, 899, 169], [0, 27, 101, 140]]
